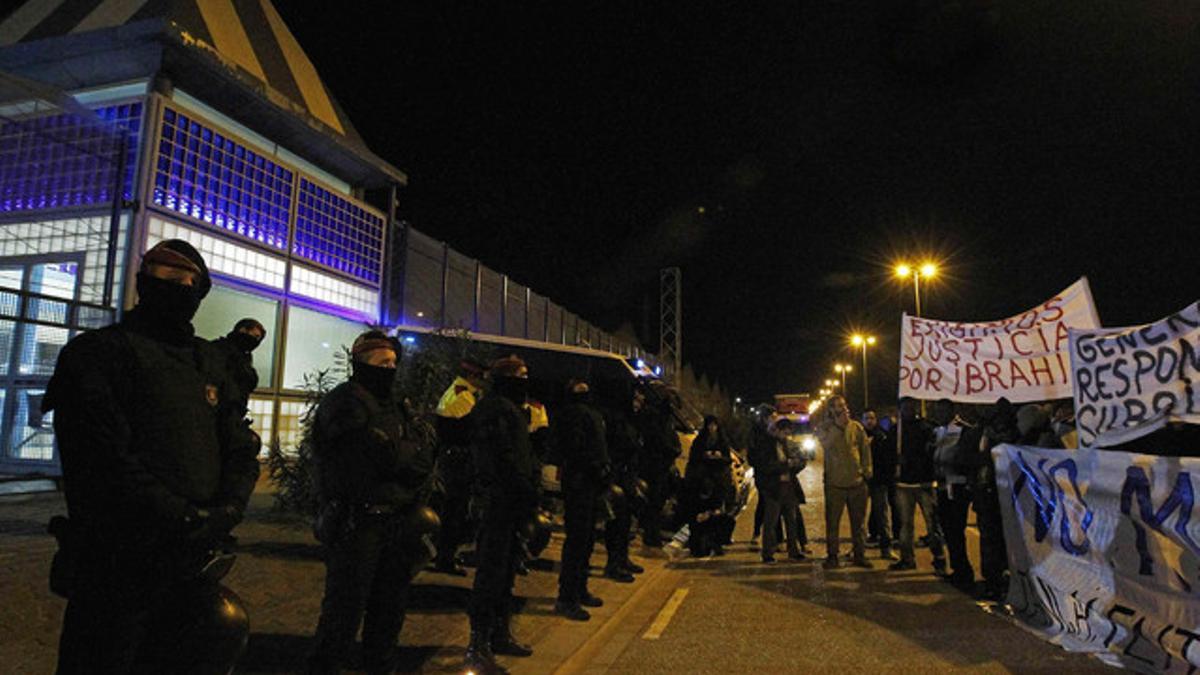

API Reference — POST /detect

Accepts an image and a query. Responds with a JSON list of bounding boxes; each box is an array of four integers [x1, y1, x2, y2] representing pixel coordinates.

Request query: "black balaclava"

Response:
[[133, 239, 211, 339], [352, 361, 395, 400], [495, 376, 529, 405], [229, 330, 263, 354], [350, 331, 398, 400]]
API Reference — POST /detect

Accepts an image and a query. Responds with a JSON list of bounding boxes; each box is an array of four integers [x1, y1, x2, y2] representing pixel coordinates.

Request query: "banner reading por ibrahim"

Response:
[[994, 443, 1200, 673], [898, 277, 1100, 403], [1069, 301, 1200, 448]]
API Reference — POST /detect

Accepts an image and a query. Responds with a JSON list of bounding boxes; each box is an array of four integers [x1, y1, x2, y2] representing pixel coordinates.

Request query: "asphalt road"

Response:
[[532, 465, 1113, 675], [1, 465, 1115, 674]]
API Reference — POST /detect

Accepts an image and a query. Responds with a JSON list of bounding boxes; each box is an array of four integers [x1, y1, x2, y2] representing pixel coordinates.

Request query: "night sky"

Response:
[[282, 1, 1199, 405]]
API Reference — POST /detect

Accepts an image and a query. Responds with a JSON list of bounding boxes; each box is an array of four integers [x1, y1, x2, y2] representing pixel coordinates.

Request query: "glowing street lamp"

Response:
[[850, 334, 877, 408], [894, 261, 938, 318], [833, 363, 853, 393]]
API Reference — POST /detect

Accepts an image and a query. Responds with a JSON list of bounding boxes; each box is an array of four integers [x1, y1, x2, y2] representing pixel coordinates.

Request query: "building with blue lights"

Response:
[[0, 0, 408, 477], [0, 1, 652, 478]]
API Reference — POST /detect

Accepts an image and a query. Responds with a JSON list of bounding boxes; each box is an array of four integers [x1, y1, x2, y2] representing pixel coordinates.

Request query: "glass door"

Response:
[[1, 258, 82, 473]]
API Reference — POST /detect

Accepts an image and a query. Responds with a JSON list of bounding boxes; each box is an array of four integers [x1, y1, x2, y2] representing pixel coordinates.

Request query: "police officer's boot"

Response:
[[463, 629, 508, 675], [491, 614, 533, 657]]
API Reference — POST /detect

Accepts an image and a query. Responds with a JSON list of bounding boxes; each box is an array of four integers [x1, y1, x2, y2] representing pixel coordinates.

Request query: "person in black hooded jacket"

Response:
[[976, 397, 1020, 601], [307, 331, 435, 675], [44, 240, 261, 675], [462, 355, 539, 675]]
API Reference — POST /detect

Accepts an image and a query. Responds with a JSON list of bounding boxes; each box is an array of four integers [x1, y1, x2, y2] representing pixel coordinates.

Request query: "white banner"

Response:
[[898, 278, 1100, 403], [1069, 301, 1200, 448], [994, 444, 1200, 673]]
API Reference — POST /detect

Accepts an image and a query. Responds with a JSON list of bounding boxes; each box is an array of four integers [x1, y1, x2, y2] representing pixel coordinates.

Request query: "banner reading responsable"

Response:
[[1069, 301, 1200, 448], [994, 444, 1200, 673], [898, 277, 1100, 403]]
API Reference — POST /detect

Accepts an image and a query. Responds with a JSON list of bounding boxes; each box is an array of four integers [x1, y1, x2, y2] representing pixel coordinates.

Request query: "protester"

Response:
[[976, 398, 1019, 601], [432, 358, 487, 576], [749, 417, 805, 563], [931, 399, 977, 588], [862, 409, 897, 561], [815, 395, 873, 569], [464, 355, 539, 673], [44, 240, 260, 674], [307, 331, 436, 675], [889, 397, 947, 573], [681, 416, 737, 557]]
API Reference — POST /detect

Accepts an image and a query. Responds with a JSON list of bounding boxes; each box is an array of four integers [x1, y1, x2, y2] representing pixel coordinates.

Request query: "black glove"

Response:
[[182, 504, 243, 544]]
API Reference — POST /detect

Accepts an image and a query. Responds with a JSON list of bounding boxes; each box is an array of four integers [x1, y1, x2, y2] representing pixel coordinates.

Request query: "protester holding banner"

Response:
[[976, 398, 1019, 601], [889, 398, 946, 573], [931, 399, 978, 588]]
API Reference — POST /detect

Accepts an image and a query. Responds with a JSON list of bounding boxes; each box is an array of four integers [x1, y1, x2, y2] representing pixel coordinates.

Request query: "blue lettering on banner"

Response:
[[1012, 452, 1094, 555], [1119, 467, 1200, 578]]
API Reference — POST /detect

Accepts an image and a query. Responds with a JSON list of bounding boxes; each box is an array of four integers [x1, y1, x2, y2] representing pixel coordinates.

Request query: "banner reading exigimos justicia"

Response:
[[1069, 301, 1200, 448], [898, 278, 1101, 403]]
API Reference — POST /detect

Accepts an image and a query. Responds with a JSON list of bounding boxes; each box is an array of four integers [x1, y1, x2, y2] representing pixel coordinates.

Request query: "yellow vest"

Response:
[[436, 377, 479, 419], [526, 400, 549, 432]]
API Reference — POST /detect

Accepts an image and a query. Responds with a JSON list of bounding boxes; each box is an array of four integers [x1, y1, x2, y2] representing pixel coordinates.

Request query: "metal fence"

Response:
[[399, 226, 649, 360], [0, 71, 130, 474]]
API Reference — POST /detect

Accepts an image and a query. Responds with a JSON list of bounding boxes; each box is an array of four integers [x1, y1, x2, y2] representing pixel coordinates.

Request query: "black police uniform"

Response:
[[210, 332, 260, 413], [556, 397, 611, 604], [45, 306, 261, 674], [603, 407, 642, 572], [467, 391, 539, 644], [637, 403, 681, 546], [308, 376, 434, 674]]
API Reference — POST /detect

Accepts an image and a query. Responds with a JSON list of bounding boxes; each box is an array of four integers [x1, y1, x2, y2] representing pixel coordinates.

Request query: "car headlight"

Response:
[[801, 437, 816, 451]]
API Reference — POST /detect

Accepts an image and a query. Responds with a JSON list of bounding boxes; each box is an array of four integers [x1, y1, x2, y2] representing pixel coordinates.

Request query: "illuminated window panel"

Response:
[[247, 396, 274, 458], [153, 107, 292, 250], [0, 103, 141, 214], [0, 215, 128, 306], [276, 399, 306, 454], [147, 216, 286, 289], [9, 388, 54, 461], [294, 178, 384, 285], [289, 264, 378, 318]]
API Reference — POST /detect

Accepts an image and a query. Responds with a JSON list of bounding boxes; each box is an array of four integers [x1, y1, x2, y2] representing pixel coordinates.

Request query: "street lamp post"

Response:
[[894, 262, 937, 318], [833, 363, 852, 395], [895, 261, 938, 415], [851, 334, 876, 409]]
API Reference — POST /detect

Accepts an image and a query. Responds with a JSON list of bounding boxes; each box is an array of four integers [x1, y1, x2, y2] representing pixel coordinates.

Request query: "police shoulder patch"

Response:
[[205, 384, 219, 407]]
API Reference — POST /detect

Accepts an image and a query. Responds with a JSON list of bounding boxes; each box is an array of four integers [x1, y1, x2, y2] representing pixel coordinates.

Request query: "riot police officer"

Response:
[[44, 239, 261, 674], [307, 331, 436, 675], [432, 358, 487, 576], [556, 379, 614, 620], [463, 355, 538, 675], [603, 387, 646, 578], [209, 317, 265, 413]]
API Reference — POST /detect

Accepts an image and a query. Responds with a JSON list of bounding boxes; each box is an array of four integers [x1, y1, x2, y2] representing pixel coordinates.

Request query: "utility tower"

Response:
[[659, 267, 681, 381]]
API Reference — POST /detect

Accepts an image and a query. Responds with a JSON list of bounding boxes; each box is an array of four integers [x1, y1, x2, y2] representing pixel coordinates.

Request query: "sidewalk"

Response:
[[0, 480, 669, 674]]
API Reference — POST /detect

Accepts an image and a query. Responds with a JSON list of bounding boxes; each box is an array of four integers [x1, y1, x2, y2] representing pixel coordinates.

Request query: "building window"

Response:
[[0, 215, 129, 306], [276, 399, 306, 453], [247, 395, 274, 458], [289, 264, 378, 318], [147, 217, 286, 289], [0, 102, 142, 214], [281, 306, 363, 390], [294, 178, 385, 285], [153, 107, 293, 250], [192, 284, 280, 389]]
